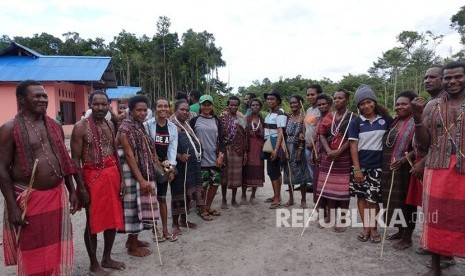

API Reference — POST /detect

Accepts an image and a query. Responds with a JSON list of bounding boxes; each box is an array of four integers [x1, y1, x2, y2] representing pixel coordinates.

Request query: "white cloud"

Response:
[[1, 0, 463, 92]]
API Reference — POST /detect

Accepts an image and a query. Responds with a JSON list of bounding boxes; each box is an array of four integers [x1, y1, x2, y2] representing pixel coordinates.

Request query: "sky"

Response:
[[1, 0, 464, 92]]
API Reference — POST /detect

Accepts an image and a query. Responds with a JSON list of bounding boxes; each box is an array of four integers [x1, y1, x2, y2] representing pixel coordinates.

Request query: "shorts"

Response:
[[266, 158, 281, 181], [349, 167, 382, 203], [202, 167, 221, 188], [157, 181, 168, 197]]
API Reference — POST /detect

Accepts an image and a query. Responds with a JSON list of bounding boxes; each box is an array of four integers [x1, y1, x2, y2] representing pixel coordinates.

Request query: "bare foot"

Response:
[[180, 221, 198, 229], [333, 226, 347, 233], [231, 201, 240, 208], [127, 246, 152, 257], [221, 200, 229, 209], [101, 258, 126, 270], [300, 201, 308, 209], [250, 197, 257, 205], [89, 265, 110, 276], [421, 270, 441, 276], [240, 197, 248, 205], [318, 218, 330, 229], [172, 225, 182, 236], [283, 200, 295, 207], [386, 231, 403, 240], [125, 239, 150, 248], [392, 239, 413, 250]]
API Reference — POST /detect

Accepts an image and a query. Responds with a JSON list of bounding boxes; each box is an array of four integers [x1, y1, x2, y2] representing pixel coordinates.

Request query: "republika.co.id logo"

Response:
[[276, 208, 438, 228]]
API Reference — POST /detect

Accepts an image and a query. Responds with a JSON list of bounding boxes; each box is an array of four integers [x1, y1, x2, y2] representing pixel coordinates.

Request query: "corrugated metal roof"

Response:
[[106, 86, 141, 99], [0, 55, 111, 81], [0, 42, 117, 88]]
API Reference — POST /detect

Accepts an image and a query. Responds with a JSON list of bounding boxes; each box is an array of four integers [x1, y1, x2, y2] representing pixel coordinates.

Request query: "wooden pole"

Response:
[[147, 164, 163, 266], [183, 149, 190, 232], [16, 159, 39, 244], [381, 158, 396, 258], [301, 113, 352, 236]]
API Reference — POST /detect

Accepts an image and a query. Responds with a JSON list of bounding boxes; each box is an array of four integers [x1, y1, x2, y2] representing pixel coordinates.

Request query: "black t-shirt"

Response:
[[155, 123, 169, 161]]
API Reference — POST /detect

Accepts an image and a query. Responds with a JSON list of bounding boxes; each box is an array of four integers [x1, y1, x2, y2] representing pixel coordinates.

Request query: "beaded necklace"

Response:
[[385, 121, 400, 148], [437, 102, 465, 158], [85, 119, 115, 185], [251, 118, 261, 132], [227, 113, 238, 142], [23, 114, 63, 179], [330, 110, 348, 137]]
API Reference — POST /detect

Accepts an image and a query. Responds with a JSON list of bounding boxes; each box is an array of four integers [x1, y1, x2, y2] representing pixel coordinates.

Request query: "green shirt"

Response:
[[190, 103, 200, 114]]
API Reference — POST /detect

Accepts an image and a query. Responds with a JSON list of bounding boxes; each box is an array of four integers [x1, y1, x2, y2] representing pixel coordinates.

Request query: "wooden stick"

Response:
[[147, 164, 163, 266], [16, 159, 39, 244], [404, 152, 414, 167], [381, 158, 396, 258], [183, 149, 190, 232], [301, 112, 353, 236], [282, 134, 294, 198]]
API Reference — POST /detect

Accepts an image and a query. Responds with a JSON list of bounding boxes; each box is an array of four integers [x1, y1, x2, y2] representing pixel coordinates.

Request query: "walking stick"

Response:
[[147, 164, 163, 266], [381, 158, 396, 258], [301, 112, 353, 236], [282, 133, 294, 199], [16, 159, 39, 244], [183, 149, 190, 232]]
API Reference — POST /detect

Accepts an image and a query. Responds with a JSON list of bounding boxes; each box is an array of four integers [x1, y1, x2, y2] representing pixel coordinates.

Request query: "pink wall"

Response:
[[0, 82, 93, 137], [0, 83, 19, 126]]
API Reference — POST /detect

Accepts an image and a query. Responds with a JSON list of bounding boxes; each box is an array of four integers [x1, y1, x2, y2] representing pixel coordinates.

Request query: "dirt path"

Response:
[[1, 177, 464, 275]]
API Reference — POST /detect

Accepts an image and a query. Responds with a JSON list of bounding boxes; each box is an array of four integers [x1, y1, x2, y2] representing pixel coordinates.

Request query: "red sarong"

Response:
[[421, 155, 465, 258], [3, 183, 74, 275], [83, 156, 124, 234]]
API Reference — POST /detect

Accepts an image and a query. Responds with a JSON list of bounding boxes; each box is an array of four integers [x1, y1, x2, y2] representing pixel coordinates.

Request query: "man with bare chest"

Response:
[[0, 80, 82, 275], [71, 91, 125, 275], [412, 61, 465, 276]]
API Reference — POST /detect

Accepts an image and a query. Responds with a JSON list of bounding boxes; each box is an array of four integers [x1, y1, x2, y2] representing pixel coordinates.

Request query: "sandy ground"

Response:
[[1, 141, 464, 275]]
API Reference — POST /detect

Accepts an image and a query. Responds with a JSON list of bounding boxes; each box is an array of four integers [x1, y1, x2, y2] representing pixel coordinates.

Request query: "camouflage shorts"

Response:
[[202, 167, 221, 188]]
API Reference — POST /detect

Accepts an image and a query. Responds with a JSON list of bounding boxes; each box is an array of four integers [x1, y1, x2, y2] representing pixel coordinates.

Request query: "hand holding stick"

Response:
[[16, 159, 39, 244]]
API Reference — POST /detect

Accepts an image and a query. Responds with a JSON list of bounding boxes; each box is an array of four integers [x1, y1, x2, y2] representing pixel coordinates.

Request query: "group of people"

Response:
[[1, 61, 465, 276]]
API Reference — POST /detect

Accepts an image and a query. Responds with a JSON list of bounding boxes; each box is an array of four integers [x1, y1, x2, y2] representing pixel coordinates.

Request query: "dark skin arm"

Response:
[[349, 140, 364, 183], [119, 132, 154, 195], [271, 127, 285, 161], [320, 133, 349, 162], [70, 121, 90, 208], [411, 97, 436, 152], [60, 126, 79, 214], [112, 127, 126, 200], [0, 121, 27, 226]]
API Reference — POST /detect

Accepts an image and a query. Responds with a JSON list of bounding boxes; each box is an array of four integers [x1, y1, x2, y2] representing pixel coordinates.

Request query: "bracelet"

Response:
[[414, 121, 423, 126], [218, 152, 224, 158], [353, 168, 363, 172]]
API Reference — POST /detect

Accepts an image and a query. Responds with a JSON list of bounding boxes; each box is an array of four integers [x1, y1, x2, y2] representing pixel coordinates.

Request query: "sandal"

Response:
[[163, 233, 178, 242], [269, 203, 282, 209], [415, 247, 431, 255], [264, 197, 274, 203], [208, 209, 221, 216], [357, 232, 369, 242], [198, 211, 213, 221], [152, 234, 166, 243], [370, 234, 381, 243]]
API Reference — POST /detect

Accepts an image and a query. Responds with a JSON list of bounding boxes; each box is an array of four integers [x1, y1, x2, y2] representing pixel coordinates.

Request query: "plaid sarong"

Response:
[[3, 183, 73, 275], [221, 148, 244, 189], [421, 155, 465, 258], [118, 149, 158, 234]]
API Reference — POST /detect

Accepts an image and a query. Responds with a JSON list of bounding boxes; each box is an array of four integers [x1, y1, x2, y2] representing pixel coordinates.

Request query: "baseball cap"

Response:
[[199, 95, 214, 104]]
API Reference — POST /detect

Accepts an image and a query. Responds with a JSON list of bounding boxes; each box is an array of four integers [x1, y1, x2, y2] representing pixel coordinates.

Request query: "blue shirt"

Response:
[[348, 115, 390, 169]]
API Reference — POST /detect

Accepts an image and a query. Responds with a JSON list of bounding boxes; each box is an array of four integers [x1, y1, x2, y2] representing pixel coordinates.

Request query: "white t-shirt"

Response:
[[264, 112, 287, 139]]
